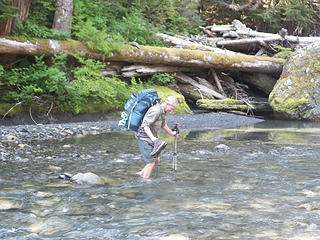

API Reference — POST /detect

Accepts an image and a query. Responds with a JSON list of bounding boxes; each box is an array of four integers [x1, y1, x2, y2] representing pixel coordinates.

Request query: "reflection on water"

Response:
[[1, 120, 320, 239]]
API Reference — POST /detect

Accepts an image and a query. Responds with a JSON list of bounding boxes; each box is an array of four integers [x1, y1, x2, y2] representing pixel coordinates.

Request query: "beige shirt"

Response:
[[136, 103, 166, 143]]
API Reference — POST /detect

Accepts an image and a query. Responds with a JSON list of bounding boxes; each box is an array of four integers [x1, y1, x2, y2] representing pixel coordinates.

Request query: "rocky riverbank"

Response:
[[0, 112, 263, 143]]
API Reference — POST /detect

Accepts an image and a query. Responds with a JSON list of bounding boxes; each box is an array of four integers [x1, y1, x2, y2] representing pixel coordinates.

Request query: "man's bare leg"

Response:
[[155, 157, 161, 165], [137, 162, 156, 179]]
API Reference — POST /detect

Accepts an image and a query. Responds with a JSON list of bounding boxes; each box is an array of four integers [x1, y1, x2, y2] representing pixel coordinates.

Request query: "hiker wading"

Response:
[[136, 96, 179, 179]]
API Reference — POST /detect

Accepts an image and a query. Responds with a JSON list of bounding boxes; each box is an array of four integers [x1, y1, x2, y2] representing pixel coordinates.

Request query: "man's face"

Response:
[[164, 103, 176, 113]]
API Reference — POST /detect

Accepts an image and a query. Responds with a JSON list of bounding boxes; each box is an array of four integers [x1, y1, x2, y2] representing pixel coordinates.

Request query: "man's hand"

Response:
[[171, 123, 179, 137]]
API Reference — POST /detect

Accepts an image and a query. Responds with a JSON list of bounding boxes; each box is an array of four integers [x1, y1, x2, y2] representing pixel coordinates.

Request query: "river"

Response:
[[1, 119, 320, 239]]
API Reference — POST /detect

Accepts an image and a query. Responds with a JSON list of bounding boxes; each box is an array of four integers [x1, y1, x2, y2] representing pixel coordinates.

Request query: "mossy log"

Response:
[[197, 98, 272, 113], [0, 37, 284, 73]]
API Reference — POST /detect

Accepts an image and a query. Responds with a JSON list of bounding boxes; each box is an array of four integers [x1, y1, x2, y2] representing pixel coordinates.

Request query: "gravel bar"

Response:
[[0, 113, 263, 142]]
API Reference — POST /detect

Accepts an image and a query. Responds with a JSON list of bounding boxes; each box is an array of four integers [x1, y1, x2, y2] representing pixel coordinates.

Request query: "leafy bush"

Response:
[[273, 46, 295, 59], [151, 73, 175, 86], [110, 9, 164, 46], [0, 0, 18, 23], [0, 55, 69, 107], [135, 0, 202, 35], [73, 20, 125, 55], [70, 57, 149, 113], [0, 55, 151, 114], [13, 20, 69, 40], [251, 0, 313, 34], [73, 0, 164, 46], [11, 0, 70, 39]]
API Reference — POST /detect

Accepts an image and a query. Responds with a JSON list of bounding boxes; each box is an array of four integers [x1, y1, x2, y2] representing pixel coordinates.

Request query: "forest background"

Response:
[[0, 0, 319, 117]]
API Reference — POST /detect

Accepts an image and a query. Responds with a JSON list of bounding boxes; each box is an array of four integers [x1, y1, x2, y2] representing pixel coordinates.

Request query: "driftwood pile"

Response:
[[102, 20, 319, 116]]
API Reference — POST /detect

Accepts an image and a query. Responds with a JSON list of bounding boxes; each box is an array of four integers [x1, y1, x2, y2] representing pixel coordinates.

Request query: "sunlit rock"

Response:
[[0, 199, 21, 210], [49, 165, 62, 171], [215, 144, 230, 151], [269, 41, 320, 120], [71, 172, 103, 185]]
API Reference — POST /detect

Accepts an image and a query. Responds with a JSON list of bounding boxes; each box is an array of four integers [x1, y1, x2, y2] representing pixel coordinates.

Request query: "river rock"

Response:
[[71, 172, 103, 185], [29, 216, 71, 235], [269, 41, 320, 120], [0, 199, 21, 210]]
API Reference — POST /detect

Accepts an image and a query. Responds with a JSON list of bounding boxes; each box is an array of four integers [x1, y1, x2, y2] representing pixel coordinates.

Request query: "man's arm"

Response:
[[143, 126, 158, 142], [162, 124, 177, 137]]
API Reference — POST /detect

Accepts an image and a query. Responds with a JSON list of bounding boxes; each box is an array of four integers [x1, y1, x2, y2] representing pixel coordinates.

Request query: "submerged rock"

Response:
[[29, 216, 71, 235], [0, 199, 21, 210], [160, 234, 189, 240]]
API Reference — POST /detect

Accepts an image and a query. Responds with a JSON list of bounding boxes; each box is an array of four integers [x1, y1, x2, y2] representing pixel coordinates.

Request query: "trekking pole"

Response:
[[172, 123, 179, 171]]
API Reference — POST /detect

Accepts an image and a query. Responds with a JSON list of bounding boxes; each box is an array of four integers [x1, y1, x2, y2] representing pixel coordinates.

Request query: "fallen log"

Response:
[[235, 29, 320, 46], [0, 37, 285, 74], [176, 72, 226, 99], [216, 36, 284, 50], [177, 83, 214, 102], [156, 33, 224, 52], [196, 98, 272, 113]]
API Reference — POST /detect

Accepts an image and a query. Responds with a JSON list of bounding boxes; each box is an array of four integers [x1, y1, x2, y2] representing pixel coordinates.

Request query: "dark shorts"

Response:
[[137, 139, 160, 163]]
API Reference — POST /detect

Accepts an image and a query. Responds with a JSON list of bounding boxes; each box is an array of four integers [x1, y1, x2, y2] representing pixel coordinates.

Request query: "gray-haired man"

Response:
[[136, 96, 179, 179]]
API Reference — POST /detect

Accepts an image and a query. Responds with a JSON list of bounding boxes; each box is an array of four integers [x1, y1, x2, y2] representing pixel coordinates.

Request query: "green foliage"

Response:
[[251, 0, 312, 33], [28, 0, 56, 28], [70, 57, 150, 113], [13, 20, 69, 40], [134, 0, 202, 35], [151, 73, 175, 86], [0, 55, 69, 106], [74, 20, 125, 55], [73, 0, 164, 46], [0, 55, 150, 114], [0, 65, 4, 77], [203, 0, 318, 35], [0, 0, 18, 23], [11, 0, 69, 39], [273, 46, 295, 59], [110, 9, 164, 45]]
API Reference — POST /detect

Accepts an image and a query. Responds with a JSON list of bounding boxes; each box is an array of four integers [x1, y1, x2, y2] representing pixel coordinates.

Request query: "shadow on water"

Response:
[[1, 120, 320, 239]]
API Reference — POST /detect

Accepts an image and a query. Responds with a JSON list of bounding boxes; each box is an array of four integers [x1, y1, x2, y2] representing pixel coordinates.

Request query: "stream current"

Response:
[[1, 119, 320, 239]]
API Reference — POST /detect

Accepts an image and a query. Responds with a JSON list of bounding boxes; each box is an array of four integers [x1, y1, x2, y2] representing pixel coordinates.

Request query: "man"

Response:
[[136, 96, 179, 179]]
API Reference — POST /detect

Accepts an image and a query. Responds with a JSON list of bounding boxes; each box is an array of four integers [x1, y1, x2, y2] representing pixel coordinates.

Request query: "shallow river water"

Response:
[[1, 119, 320, 240]]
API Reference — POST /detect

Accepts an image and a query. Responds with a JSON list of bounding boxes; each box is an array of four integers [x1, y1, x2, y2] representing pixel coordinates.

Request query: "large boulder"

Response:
[[269, 41, 320, 120]]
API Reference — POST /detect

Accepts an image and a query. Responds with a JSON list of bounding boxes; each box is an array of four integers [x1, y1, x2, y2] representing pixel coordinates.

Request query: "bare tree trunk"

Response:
[[0, 0, 31, 35], [52, 0, 73, 34]]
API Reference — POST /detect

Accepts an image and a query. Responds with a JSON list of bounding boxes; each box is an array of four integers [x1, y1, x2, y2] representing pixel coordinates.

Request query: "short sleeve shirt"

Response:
[[136, 103, 166, 143]]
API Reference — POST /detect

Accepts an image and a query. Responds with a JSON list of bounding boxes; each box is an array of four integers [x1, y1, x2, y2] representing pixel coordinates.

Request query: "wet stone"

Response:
[[0, 199, 21, 210]]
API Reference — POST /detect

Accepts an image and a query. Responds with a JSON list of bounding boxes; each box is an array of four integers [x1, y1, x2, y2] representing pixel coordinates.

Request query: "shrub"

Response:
[[151, 73, 175, 86], [0, 55, 69, 108]]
